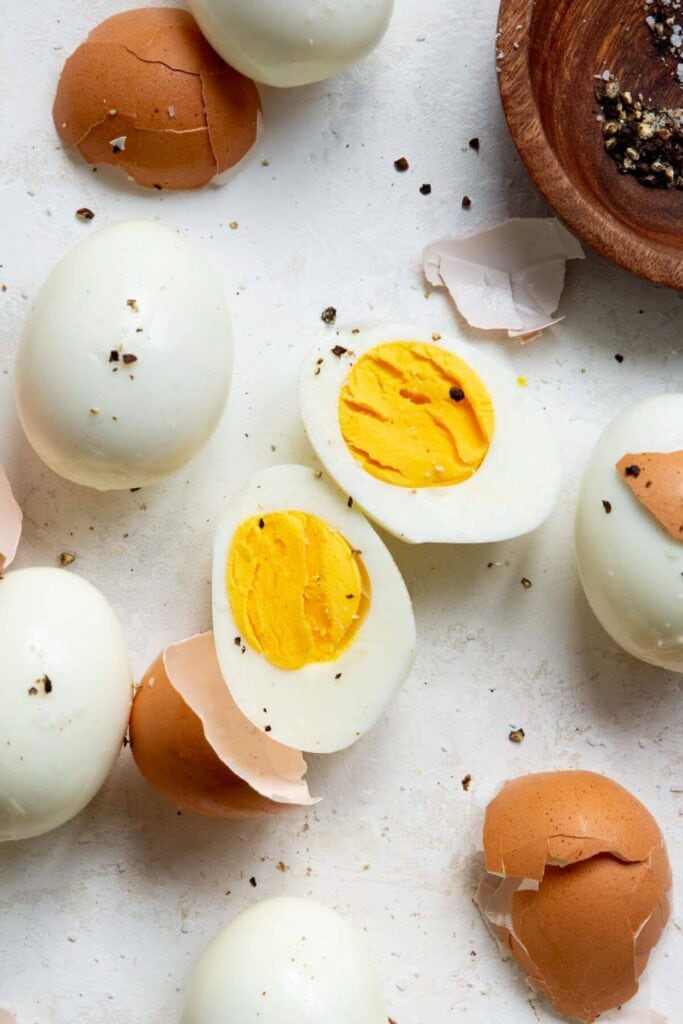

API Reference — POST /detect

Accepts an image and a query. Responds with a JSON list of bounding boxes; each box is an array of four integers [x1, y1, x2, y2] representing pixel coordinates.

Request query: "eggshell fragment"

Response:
[[424, 218, 584, 339], [0, 467, 22, 573], [53, 8, 261, 191], [130, 633, 317, 818], [617, 451, 683, 542], [478, 771, 672, 1024]]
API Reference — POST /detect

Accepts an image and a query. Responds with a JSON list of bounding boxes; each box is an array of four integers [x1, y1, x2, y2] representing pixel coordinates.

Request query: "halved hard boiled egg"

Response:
[[212, 464, 415, 753], [300, 323, 561, 544]]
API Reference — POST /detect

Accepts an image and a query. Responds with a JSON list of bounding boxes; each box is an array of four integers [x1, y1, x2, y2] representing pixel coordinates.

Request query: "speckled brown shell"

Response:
[[481, 771, 672, 1024], [53, 8, 261, 191]]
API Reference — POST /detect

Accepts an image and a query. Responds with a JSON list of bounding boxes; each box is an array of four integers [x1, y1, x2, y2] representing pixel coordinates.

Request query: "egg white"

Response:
[[300, 322, 561, 544], [575, 394, 683, 672], [212, 464, 416, 753]]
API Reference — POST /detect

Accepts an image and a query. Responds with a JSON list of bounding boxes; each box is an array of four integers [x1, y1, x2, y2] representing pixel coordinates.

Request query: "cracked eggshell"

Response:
[[300, 322, 561, 544], [575, 394, 683, 673], [478, 771, 672, 1024], [181, 898, 389, 1024], [130, 633, 317, 818], [212, 464, 416, 754], [0, 568, 132, 843], [16, 221, 233, 491], [53, 7, 261, 191], [188, 0, 395, 88], [0, 468, 22, 573]]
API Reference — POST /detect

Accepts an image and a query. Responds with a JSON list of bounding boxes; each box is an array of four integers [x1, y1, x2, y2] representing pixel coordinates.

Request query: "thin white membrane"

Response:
[[0, 467, 22, 572], [424, 218, 584, 339], [163, 633, 318, 806]]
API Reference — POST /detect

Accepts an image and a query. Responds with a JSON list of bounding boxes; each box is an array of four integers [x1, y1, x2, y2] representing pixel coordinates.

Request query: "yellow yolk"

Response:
[[338, 341, 495, 488], [227, 511, 370, 671]]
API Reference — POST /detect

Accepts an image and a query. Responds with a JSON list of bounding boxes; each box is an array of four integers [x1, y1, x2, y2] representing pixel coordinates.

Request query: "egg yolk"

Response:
[[227, 511, 370, 671], [338, 341, 495, 488]]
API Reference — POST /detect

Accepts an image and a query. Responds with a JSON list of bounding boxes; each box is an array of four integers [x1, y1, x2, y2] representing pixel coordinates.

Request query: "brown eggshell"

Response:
[[483, 770, 664, 880], [53, 8, 261, 191], [130, 633, 317, 818], [0, 467, 22, 574], [508, 853, 671, 1023], [479, 771, 672, 1023], [617, 451, 683, 542]]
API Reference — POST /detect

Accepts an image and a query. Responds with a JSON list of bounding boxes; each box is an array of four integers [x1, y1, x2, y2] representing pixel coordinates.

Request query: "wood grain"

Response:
[[497, 0, 683, 289]]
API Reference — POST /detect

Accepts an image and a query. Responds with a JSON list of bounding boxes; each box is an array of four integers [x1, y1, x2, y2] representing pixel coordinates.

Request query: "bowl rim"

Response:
[[497, 0, 683, 291]]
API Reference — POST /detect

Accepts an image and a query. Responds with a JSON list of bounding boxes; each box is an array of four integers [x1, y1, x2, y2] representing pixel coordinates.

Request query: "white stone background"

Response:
[[0, 1, 681, 1022]]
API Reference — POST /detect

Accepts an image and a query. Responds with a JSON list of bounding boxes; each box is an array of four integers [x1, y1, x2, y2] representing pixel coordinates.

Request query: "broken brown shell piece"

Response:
[[0, 467, 22, 574], [617, 451, 683, 542], [477, 771, 672, 1024], [53, 8, 261, 191], [129, 632, 318, 818]]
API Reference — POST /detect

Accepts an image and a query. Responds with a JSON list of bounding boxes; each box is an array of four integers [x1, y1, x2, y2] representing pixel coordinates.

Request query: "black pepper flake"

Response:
[[43, 676, 53, 694], [265, 725, 272, 733], [461, 774, 472, 791], [28, 686, 38, 696], [109, 350, 120, 363], [130, 487, 141, 493], [346, 594, 355, 599], [234, 636, 242, 646], [469, 137, 480, 151], [521, 577, 532, 589], [122, 353, 138, 365], [419, 183, 432, 195], [335, 673, 342, 680], [332, 345, 348, 358], [258, 517, 265, 529], [462, 195, 472, 209], [449, 386, 465, 402], [347, 496, 353, 508], [249, 877, 257, 887], [112, 145, 122, 154], [625, 464, 641, 477], [76, 207, 95, 221], [321, 306, 337, 325], [614, 353, 624, 363], [509, 727, 525, 743], [394, 156, 410, 171], [602, 499, 613, 514]]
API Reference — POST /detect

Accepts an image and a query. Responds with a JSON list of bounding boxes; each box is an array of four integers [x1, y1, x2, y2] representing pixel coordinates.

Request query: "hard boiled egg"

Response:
[[0, 568, 132, 842], [300, 323, 561, 543], [575, 394, 683, 672], [212, 464, 415, 753], [477, 771, 671, 1023], [188, 0, 395, 87], [181, 897, 388, 1024], [16, 221, 233, 491]]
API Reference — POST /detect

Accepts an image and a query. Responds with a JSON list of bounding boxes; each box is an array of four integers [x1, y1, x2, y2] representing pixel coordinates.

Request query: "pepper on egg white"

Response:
[[212, 465, 416, 753]]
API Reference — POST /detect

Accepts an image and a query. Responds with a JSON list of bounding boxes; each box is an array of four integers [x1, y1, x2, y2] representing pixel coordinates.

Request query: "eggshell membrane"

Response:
[[130, 634, 316, 818], [479, 771, 672, 1024], [53, 8, 261, 191], [617, 451, 683, 542], [483, 770, 665, 880], [0, 468, 21, 574]]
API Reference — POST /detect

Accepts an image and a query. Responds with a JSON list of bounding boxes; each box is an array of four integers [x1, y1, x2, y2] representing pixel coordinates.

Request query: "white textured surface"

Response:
[[0, 1, 681, 1022]]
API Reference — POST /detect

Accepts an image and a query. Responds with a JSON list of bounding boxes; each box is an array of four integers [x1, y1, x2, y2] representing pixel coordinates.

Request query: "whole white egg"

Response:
[[181, 897, 388, 1024], [188, 0, 395, 87], [16, 221, 233, 491], [576, 394, 683, 672], [300, 322, 561, 544], [212, 464, 416, 753], [0, 568, 132, 842]]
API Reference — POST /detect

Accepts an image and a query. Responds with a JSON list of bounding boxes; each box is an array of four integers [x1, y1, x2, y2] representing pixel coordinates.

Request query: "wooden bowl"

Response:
[[497, 0, 683, 289]]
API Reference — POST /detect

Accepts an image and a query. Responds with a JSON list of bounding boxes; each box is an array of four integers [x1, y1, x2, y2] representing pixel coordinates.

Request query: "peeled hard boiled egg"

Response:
[[188, 0, 395, 87], [575, 394, 683, 672], [0, 568, 132, 842], [300, 323, 561, 543], [181, 897, 388, 1024], [16, 221, 233, 491], [477, 771, 671, 1023], [212, 464, 415, 753]]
